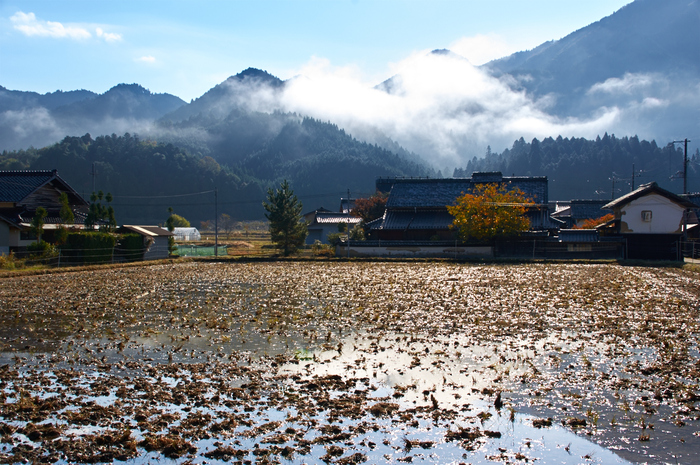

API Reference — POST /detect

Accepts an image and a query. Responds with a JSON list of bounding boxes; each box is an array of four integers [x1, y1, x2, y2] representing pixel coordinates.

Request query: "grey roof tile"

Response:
[[383, 174, 548, 208]]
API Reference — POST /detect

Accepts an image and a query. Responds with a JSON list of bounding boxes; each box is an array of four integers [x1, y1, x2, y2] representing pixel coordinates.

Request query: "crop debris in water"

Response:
[[0, 262, 698, 464]]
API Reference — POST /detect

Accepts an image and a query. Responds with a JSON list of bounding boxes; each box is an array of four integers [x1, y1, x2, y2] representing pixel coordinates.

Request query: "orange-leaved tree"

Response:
[[573, 213, 614, 229], [447, 183, 533, 241], [351, 191, 388, 223]]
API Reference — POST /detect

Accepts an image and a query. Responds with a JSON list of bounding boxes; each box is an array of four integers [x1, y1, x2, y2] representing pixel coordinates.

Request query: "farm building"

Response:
[[173, 227, 201, 241], [0, 170, 88, 254], [119, 225, 173, 260]]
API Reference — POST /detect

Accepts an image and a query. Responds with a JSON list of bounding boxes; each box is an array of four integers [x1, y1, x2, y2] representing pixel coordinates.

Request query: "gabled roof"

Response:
[[303, 207, 332, 217], [559, 229, 599, 242], [680, 193, 700, 208], [311, 212, 362, 225], [570, 200, 609, 220], [0, 170, 88, 206], [381, 172, 548, 209], [378, 209, 454, 230], [122, 225, 173, 237], [173, 227, 199, 233], [603, 182, 696, 209]]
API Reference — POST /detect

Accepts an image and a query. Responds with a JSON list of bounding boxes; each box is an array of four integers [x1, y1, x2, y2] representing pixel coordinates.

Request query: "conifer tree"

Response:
[[263, 180, 307, 256]]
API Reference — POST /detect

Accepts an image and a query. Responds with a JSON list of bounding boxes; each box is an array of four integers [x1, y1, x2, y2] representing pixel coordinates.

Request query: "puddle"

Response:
[[0, 261, 698, 464]]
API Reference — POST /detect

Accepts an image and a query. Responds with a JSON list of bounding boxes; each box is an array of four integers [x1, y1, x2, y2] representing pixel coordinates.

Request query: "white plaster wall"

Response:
[[620, 194, 684, 234]]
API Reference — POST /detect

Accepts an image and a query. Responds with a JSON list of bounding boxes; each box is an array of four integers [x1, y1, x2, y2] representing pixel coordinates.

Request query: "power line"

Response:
[[112, 190, 215, 199]]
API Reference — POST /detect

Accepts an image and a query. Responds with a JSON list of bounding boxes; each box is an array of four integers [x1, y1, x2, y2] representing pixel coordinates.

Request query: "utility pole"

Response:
[[670, 139, 691, 248], [670, 139, 690, 194], [684, 138, 688, 195], [610, 173, 619, 200], [214, 187, 218, 257]]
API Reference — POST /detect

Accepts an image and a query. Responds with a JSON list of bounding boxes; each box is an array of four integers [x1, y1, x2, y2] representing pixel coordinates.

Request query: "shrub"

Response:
[[60, 232, 117, 265], [311, 240, 334, 257], [116, 234, 145, 262], [0, 252, 24, 270], [27, 240, 57, 257], [327, 233, 346, 247]]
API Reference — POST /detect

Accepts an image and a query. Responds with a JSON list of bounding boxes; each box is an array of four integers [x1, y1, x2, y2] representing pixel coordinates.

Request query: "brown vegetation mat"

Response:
[[0, 262, 698, 464]]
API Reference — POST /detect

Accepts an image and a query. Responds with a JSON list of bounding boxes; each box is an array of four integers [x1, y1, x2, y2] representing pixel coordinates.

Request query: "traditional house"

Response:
[[551, 200, 609, 228], [304, 207, 362, 245], [0, 170, 89, 254], [371, 172, 559, 241], [603, 182, 697, 260], [119, 225, 173, 260]]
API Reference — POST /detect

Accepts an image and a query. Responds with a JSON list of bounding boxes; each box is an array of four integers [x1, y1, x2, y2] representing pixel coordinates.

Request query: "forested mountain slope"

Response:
[[456, 134, 697, 200], [0, 115, 431, 224]]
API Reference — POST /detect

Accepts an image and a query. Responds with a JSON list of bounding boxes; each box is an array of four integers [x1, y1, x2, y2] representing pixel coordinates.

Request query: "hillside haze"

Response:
[[0, 84, 185, 151], [484, 0, 700, 138], [0, 0, 698, 224]]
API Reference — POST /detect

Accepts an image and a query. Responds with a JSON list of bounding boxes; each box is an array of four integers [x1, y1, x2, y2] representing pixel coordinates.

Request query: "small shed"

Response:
[[120, 225, 173, 260], [173, 227, 201, 241]]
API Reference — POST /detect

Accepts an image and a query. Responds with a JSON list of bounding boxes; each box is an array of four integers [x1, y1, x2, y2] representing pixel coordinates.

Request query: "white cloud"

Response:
[[448, 34, 515, 65], [587, 73, 656, 95], [96, 27, 122, 42], [10, 11, 92, 40], [137, 55, 157, 63], [274, 51, 619, 165]]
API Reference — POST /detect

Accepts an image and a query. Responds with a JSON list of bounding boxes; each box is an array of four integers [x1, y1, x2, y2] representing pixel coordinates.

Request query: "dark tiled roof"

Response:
[[569, 200, 609, 221], [551, 206, 571, 219], [0, 170, 88, 206], [379, 210, 454, 230], [313, 212, 362, 225], [366, 216, 384, 230], [17, 211, 88, 225], [604, 182, 696, 209], [0, 170, 58, 203], [121, 225, 173, 237], [681, 193, 700, 208], [528, 210, 566, 230], [559, 229, 599, 242], [383, 175, 548, 208]]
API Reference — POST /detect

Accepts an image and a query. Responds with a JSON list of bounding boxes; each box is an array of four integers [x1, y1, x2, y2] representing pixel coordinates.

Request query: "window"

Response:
[[641, 210, 652, 222]]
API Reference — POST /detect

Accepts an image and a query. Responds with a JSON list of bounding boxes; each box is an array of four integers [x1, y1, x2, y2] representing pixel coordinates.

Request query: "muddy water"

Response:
[[0, 262, 698, 464]]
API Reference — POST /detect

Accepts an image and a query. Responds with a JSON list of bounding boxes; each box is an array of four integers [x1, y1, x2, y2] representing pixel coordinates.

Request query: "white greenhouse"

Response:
[[173, 227, 201, 241]]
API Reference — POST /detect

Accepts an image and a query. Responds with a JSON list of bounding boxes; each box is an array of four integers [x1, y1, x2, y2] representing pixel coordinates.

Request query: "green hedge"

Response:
[[60, 232, 117, 265], [116, 233, 145, 262]]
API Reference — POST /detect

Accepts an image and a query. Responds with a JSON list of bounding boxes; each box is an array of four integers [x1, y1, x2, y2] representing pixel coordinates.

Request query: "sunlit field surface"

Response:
[[0, 262, 698, 464]]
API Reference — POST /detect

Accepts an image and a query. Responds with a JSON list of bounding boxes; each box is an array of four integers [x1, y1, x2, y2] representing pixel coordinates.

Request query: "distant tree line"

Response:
[[454, 134, 698, 199]]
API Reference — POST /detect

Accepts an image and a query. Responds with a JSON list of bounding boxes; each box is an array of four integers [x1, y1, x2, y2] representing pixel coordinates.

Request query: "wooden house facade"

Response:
[[0, 170, 88, 254]]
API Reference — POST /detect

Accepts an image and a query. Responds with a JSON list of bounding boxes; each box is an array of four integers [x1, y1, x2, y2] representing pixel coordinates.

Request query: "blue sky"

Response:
[[1, 0, 632, 102]]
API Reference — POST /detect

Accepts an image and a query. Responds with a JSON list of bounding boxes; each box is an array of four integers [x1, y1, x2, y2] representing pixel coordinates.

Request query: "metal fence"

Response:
[[681, 240, 700, 260]]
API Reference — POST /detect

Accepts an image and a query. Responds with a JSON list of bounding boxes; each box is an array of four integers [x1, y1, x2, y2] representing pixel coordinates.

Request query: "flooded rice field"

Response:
[[0, 261, 698, 464]]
